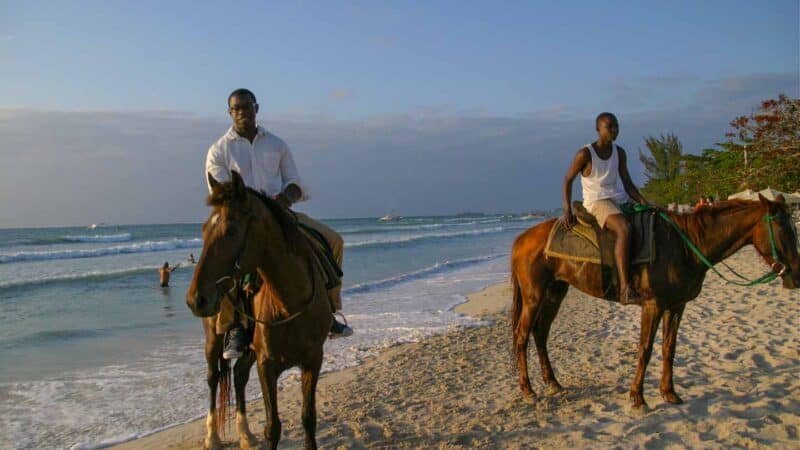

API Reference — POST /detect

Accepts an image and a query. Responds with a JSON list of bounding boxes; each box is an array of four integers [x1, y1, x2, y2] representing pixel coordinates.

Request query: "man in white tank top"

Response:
[[561, 113, 651, 305]]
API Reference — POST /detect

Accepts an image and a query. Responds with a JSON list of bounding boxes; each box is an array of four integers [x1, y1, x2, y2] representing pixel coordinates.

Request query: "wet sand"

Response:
[[114, 247, 799, 449]]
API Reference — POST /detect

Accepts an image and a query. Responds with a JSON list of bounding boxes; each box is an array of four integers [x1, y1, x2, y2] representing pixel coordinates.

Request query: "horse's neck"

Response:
[[681, 206, 760, 265]]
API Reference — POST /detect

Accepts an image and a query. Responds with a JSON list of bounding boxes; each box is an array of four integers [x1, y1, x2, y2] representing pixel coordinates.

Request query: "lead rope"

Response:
[[657, 209, 781, 286]]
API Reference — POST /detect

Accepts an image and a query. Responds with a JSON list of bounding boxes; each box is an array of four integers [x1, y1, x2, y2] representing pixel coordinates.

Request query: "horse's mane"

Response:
[[665, 199, 766, 249], [206, 183, 302, 247]]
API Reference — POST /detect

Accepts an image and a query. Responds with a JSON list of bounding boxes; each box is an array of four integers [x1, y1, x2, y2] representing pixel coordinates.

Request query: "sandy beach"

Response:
[[114, 247, 799, 449]]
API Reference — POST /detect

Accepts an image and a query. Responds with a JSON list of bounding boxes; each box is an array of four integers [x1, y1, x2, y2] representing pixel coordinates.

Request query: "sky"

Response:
[[0, 1, 798, 228]]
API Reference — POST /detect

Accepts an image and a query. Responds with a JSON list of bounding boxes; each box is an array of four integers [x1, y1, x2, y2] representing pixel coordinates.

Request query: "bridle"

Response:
[[658, 210, 789, 286], [212, 206, 320, 328], [764, 213, 789, 277]]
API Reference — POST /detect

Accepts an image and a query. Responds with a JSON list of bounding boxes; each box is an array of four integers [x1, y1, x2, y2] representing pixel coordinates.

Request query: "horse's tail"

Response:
[[217, 356, 232, 436]]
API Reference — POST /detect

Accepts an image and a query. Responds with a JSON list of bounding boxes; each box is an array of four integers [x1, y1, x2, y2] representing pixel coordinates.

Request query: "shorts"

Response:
[[586, 199, 623, 229]]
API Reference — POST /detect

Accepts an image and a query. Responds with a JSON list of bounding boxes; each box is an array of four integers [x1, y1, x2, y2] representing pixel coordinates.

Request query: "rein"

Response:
[[224, 258, 319, 328], [655, 208, 784, 286], [214, 208, 321, 328]]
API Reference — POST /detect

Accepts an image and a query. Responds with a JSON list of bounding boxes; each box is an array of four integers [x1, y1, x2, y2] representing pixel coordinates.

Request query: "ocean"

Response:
[[0, 214, 544, 449]]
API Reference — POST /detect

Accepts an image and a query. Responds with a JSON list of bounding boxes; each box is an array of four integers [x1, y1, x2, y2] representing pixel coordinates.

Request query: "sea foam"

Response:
[[0, 238, 203, 264]]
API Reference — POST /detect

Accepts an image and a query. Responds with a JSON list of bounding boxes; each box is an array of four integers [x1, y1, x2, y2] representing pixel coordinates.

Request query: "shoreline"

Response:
[[113, 247, 799, 448], [108, 280, 511, 450]]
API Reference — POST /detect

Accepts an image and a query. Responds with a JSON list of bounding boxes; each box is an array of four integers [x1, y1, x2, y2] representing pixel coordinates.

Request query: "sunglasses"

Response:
[[229, 103, 258, 113]]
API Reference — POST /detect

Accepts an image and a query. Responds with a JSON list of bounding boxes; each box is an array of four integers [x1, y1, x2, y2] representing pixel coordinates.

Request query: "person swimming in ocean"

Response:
[[187, 253, 195, 264], [158, 262, 180, 287]]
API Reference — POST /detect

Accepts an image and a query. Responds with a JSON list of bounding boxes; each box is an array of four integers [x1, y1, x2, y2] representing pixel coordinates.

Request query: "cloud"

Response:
[[642, 74, 699, 86], [608, 74, 650, 108], [605, 72, 797, 113], [693, 73, 799, 110], [331, 89, 354, 101], [0, 34, 13, 42], [0, 71, 794, 227]]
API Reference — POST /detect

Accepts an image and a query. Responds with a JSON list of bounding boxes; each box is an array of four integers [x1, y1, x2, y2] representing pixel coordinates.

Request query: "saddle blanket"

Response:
[[298, 224, 342, 291], [544, 212, 656, 265]]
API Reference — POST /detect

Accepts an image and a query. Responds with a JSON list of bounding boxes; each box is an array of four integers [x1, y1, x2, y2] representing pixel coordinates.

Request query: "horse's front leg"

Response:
[[257, 359, 282, 450], [234, 351, 258, 449], [659, 303, 686, 404], [301, 351, 324, 450], [204, 334, 223, 450], [630, 299, 664, 409]]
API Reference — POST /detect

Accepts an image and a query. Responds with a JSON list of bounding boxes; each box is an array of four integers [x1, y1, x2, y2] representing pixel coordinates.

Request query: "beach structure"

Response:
[[728, 187, 800, 203]]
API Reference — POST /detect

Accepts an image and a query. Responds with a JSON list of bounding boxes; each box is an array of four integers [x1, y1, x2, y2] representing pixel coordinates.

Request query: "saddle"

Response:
[[545, 202, 656, 299], [296, 222, 343, 291]]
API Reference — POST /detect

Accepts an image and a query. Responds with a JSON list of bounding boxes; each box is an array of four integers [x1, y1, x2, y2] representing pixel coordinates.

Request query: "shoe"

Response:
[[329, 317, 353, 338], [620, 286, 644, 305], [223, 325, 247, 360]]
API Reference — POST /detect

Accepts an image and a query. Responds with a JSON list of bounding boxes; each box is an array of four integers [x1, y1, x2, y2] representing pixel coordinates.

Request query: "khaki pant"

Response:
[[586, 199, 623, 229], [215, 212, 344, 334]]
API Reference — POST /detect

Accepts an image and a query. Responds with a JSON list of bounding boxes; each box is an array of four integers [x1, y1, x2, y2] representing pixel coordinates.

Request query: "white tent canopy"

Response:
[[727, 188, 757, 200], [728, 187, 800, 204]]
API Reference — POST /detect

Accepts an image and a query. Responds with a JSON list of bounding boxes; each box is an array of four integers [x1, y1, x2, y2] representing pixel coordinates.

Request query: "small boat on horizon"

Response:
[[379, 214, 399, 222], [87, 222, 106, 230]]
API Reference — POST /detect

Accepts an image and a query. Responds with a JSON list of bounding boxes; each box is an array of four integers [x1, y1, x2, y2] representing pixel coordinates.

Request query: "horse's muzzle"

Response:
[[186, 293, 219, 317]]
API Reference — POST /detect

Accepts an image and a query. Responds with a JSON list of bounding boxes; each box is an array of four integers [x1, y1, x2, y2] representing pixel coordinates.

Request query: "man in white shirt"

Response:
[[206, 88, 352, 359]]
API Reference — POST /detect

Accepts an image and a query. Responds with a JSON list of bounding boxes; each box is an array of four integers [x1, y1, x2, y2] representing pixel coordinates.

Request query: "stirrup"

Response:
[[620, 286, 644, 305], [329, 312, 353, 338]]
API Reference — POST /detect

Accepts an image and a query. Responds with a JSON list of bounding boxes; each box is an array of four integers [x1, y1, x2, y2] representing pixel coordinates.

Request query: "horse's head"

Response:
[[753, 194, 800, 289], [186, 171, 260, 317]]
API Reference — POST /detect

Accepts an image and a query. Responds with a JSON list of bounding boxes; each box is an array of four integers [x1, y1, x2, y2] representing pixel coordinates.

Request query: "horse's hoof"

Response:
[[203, 436, 223, 450], [520, 385, 537, 399], [545, 382, 564, 396], [240, 433, 258, 449], [661, 391, 683, 404], [629, 392, 649, 412]]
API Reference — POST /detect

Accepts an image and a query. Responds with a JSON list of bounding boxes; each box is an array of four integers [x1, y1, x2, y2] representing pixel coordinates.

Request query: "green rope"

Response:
[[621, 203, 780, 286]]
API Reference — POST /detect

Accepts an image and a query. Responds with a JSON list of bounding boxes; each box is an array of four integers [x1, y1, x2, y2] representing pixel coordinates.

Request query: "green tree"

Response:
[[680, 148, 741, 202], [639, 134, 685, 204], [639, 133, 683, 182]]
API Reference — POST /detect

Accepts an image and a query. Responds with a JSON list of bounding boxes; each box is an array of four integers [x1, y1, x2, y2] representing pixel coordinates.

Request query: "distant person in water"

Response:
[[159, 262, 180, 287], [187, 253, 195, 264]]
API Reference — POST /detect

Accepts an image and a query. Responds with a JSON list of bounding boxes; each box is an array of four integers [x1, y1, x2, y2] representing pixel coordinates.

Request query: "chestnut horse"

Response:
[[511, 195, 799, 408], [187, 171, 332, 449]]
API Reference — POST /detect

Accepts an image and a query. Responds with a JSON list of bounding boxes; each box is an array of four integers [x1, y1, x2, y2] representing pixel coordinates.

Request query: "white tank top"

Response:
[[581, 143, 629, 206]]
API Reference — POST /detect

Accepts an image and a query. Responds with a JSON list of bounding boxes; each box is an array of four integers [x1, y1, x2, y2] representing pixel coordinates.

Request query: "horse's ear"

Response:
[[758, 193, 769, 206], [231, 171, 246, 199], [207, 172, 220, 192], [775, 194, 786, 204]]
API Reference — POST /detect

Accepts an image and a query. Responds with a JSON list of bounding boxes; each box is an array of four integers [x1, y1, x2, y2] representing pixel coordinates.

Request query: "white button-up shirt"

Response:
[[205, 125, 307, 200]]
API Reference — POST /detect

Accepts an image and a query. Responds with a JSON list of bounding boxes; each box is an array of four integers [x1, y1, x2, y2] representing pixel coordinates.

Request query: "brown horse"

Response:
[[187, 171, 332, 449], [511, 195, 799, 409]]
